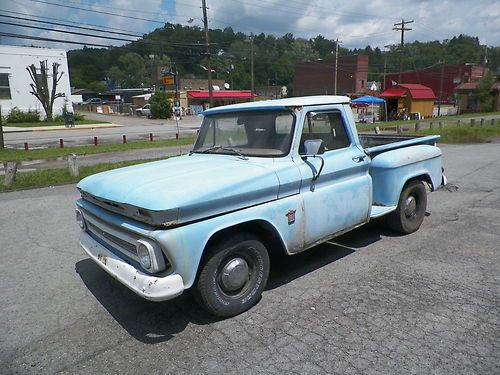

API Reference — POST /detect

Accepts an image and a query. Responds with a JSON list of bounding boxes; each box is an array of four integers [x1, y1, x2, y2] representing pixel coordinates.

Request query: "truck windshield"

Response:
[[192, 109, 295, 157]]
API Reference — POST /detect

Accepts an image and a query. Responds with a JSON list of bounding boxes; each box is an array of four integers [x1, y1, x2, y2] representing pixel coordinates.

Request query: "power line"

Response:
[[28, 0, 167, 24], [0, 13, 143, 38], [0, 32, 113, 47], [0, 20, 138, 43], [2, 7, 149, 35]]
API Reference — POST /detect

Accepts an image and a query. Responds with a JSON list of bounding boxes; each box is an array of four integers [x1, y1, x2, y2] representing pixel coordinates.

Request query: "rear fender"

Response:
[[370, 145, 442, 206]]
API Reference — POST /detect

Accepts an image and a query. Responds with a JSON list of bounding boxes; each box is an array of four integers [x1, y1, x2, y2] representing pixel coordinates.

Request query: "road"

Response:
[[3, 112, 202, 149], [0, 144, 499, 374]]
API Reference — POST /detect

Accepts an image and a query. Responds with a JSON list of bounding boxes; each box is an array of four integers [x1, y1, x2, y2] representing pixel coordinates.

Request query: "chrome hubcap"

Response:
[[404, 196, 417, 217], [220, 257, 249, 292]]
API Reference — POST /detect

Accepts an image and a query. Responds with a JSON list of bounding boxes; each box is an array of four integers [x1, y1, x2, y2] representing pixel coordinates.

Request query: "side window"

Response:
[[300, 111, 350, 153]]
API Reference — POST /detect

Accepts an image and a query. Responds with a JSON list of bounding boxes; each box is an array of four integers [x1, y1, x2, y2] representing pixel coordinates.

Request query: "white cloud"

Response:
[[1, 0, 499, 50]]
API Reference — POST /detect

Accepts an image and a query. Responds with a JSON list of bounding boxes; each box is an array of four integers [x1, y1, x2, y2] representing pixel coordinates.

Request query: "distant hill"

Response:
[[67, 24, 499, 93]]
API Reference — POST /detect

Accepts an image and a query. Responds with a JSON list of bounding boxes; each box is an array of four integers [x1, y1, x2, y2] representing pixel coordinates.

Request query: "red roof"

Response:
[[397, 84, 436, 99], [187, 91, 255, 99], [454, 82, 478, 91], [380, 89, 406, 98]]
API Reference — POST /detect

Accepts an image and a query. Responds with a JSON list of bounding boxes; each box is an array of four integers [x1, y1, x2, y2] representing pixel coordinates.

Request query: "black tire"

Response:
[[194, 233, 270, 317], [387, 180, 427, 234]]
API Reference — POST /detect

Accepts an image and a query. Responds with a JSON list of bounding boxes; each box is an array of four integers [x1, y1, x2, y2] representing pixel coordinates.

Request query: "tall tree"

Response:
[[475, 74, 494, 112], [26, 60, 65, 121]]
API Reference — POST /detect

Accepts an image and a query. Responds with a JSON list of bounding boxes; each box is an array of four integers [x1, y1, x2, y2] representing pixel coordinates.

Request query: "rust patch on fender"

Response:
[[97, 254, 107, 265]]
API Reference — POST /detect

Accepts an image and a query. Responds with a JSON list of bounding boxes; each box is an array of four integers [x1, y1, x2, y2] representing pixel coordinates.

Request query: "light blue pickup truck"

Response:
[[76, 96, 444, 317]]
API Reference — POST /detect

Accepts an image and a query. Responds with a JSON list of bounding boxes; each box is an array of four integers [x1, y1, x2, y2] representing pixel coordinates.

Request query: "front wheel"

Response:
[[387, 180, 427, 234], [194, 233, 270, 317]]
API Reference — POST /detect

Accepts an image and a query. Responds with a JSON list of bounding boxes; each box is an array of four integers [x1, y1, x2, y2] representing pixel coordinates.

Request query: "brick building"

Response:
[[294, 55, 368, 96]]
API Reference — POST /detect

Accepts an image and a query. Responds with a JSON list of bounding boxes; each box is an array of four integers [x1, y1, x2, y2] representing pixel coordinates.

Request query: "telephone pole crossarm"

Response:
[[393, 19, 413, 83]]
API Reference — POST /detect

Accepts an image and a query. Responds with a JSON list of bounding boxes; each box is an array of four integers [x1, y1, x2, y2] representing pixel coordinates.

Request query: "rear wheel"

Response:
[[194, 233, 270, 317], [387, 180, 427, 234]]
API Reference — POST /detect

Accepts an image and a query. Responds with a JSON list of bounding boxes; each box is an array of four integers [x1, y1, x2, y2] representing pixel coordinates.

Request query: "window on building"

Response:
[[0, 73, 12, 100]]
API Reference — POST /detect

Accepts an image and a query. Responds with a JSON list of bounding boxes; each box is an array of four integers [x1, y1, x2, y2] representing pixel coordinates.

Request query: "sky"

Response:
[[0, 0, 499, 51]]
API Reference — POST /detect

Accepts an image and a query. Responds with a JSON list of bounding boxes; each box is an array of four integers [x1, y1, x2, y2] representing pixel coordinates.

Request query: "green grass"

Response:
[[356, 111, 500, 131], [0, 137, 195, 162], [4, 119, 108, 127], [0, 158, 163, 193], [408, 124, 500, 143]]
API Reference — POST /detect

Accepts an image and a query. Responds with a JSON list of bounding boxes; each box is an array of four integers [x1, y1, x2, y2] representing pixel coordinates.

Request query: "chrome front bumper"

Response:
[[80, 232, 184, 302]]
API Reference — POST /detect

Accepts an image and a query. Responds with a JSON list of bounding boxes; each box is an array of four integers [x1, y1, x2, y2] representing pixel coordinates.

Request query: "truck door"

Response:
[[297, 107, 371, 246]]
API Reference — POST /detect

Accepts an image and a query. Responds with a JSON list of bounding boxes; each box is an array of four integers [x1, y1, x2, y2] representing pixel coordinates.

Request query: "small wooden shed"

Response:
[[381, 83, 436, 119]]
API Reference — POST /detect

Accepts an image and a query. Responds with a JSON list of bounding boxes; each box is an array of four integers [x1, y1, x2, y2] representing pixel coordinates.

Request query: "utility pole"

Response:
[[393, 19, 413, 83], [201, 0, 213, 107], [382, 59, 387, 91], [0, 104, 4, 149], [437, 60, 445, 116], [334, 38, 342, 95], [250, 33, 255, 101], [274, 71, 278, 99]]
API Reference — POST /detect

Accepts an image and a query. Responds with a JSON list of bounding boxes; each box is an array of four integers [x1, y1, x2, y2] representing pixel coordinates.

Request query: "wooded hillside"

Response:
[[68, 24, 500, 94]]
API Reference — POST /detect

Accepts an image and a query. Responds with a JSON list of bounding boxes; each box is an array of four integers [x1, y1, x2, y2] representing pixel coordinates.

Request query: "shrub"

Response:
[[6, 107, 41, 123], [149, 91, 172, 119]]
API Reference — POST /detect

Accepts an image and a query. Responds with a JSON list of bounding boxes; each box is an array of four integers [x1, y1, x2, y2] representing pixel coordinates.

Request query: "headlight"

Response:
[[136, 239, 166, 273], [75, 209, 86, 230]]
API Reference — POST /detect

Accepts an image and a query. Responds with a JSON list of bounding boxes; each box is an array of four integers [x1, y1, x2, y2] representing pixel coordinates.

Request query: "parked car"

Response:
[[75, 95, 445, 317], [82, 98, 105, 105], [135, 104, 151, 118]]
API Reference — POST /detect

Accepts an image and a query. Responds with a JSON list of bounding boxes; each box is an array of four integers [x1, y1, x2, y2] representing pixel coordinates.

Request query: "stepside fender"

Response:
[[369, 145, 442, 207]]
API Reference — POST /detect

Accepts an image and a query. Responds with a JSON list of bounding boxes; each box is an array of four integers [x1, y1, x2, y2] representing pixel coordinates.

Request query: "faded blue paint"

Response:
[[76, 96, 443, 299], [366, 135, 440, 155], [370, 145, 442, 206], [77, 154, 281, 226]]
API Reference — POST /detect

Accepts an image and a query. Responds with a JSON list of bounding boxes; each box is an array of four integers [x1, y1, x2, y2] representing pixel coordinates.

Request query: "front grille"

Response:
[[82, 209, 140, 261], [86, 221, 138, 256]]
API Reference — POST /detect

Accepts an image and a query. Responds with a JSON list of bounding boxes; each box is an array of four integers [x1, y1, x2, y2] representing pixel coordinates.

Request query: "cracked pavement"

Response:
[[0, 143, 499, 374]]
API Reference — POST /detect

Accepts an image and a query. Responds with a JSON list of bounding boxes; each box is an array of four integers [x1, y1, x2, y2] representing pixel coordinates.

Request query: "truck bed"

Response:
[[359, 133, 440, 157]]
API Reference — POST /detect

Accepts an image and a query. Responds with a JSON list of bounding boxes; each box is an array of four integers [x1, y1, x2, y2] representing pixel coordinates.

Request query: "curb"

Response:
[[3, 124, 123, 133]]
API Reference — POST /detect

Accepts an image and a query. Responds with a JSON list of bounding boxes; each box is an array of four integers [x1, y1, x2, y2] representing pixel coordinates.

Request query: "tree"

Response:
[[87, 81, 107, 93], [475, 74, 494, 112], [118, 52, 148, 88], [26, 60, 65, 121], [149, 91, 172, 119]]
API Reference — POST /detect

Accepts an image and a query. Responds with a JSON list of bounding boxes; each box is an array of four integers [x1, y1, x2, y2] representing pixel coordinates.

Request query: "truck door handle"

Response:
[[352, 155, 366, 163]]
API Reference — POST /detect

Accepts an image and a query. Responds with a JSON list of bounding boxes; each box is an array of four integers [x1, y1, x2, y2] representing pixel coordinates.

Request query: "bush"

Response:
[[53, 109, 84, 123], [6, 107, 41, 123], [149, 91, 172, 119]]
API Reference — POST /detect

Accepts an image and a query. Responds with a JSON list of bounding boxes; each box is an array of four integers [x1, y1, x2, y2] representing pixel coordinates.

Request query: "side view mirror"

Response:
[[303, 139, 323, 156]]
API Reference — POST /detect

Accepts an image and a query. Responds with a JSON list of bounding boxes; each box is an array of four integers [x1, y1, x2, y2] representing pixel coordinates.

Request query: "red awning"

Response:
[[187, 91, 255, 99], [380, 89, 406, 98]]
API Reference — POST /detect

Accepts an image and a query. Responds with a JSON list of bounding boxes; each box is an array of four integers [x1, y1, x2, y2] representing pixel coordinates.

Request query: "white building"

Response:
[[0, 45, 73, 118]]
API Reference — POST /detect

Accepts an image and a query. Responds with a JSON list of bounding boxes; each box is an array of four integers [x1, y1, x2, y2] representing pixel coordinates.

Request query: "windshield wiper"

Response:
[[199, 146, 248, 159]]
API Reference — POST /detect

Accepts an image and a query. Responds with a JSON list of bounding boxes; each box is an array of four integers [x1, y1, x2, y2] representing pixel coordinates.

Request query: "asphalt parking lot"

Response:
[[0, 143, 499, 374]]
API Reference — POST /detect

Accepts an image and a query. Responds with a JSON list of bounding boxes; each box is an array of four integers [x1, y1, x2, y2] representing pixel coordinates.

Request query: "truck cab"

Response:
[[76, 96, 443, 317]]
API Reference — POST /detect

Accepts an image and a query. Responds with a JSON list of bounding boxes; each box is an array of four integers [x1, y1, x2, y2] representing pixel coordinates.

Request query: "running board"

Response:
[[370, 205, 397, 219]]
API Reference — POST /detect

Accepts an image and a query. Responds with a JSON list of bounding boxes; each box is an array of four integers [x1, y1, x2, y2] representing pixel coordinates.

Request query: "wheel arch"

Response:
[[197, 219, 287, 274]]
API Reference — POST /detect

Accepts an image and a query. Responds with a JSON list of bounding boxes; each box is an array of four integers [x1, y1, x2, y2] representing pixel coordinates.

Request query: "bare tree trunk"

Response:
[[27, 60, 64, 121]]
